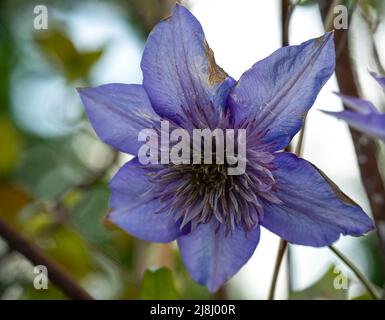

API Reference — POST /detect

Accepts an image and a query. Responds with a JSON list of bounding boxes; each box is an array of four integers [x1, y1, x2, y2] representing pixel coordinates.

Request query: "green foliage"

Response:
[[34, 29, 103, 82], [351, 292, 374, 300], [0, 14, 14, 114], [361, 234, 385, 287], [290, 265, 349, 300], [0, 183, 31, 227], [15, 137, 88, 200], [358, 0, 383, 30], [140, 268, 180, 300], [39, 224, 96, 279], [71, 186, 110, 244], [297, 0, 315, 6], [173, 252, 212, 299], [24, 284, 67, 300], [125, 0, 178, 36], [0, 118, 22, 176]]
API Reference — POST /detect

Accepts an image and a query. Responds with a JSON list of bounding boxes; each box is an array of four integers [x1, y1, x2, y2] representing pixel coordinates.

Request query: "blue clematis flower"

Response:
[[78, 4, 373, 292], [323, 72, 385, 140]]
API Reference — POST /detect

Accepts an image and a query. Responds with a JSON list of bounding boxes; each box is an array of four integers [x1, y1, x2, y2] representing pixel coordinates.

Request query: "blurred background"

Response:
[[0, 0, 384, 300]]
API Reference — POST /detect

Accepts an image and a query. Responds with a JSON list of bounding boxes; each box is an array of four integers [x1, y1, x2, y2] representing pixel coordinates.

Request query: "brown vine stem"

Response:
[[0, 217, 94, 300], [317, 0, 385, 298], [318, 0, 385, 274]]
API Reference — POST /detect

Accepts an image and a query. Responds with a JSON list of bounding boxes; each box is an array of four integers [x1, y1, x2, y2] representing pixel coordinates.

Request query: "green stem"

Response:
[[329, 245, 379, 300]]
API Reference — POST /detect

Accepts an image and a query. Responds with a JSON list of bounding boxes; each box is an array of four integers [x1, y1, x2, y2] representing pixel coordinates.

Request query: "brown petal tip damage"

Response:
[[204, 39, 227, 85]]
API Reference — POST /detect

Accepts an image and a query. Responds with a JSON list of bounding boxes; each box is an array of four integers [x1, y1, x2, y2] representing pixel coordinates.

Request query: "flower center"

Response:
[[146, 143, 281, 234], [143, 106, 282, 234], [191, 163, 228, 191]]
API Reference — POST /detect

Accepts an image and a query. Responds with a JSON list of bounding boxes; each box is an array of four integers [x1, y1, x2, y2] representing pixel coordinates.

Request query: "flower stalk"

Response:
[[329, 245, 380, 300], [268, 239, 288, 300]]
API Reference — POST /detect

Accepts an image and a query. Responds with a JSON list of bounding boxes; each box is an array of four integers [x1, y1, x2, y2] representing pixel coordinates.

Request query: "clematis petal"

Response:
[[141, 4, 235, 125], [261, 153, 373, 247], [371, 72, 385, 89], [229, 33, 335, 151], [323, 110, 385, 140], [333, 92, 378, 114], [78, 84, 160, 155], [108, 158, 181, 242], [177, 221, 260, 292]]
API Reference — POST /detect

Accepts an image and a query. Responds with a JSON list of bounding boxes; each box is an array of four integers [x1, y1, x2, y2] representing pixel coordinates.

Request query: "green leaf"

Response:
[[0, 15, 15, 113], [24, 284, 67, 300], [71, 187, 110, 244], [351, 292, 374, 300], [358, 0, 381, 30], [34, 29, 103, 81], [174, 253, 211, 299], [140, 268, 179, 299], [0, 183, 31, 226], [360, 234, 385, 287], [0, 118, 22, 175], [298, 0, 315, 6], [290, 265, 349, 300], [40, 225, 95, 279], [16, 137, 88, 201]]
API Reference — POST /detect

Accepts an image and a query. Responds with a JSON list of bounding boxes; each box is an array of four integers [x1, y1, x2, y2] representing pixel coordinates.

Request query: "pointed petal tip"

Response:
[[173, 2, 182, 9], [344, 218, 374, 239], [369, 70, 380, 78], [77, 84, 159, 155], [263, 153, 374, 247], [141, 0, 233, 124], [370, 71, 385, 89], [106, 211, 120, 229], [322, 110, 350, 122], [355, 214, 375, 235], [207, 283, 220, 293], [229, 31, 336, 151], [321, 109, 339, 116], [76, 86, 86, 95], [332, 91, 348, 102], [319, 109, 333, 115], [317, 31, 334, 44], [76, 86, 94, 99], [325, 30, 334, 39], [178, 223, 260, 293], [318, 31, 335, 57], [172, 2, 189, 16]]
